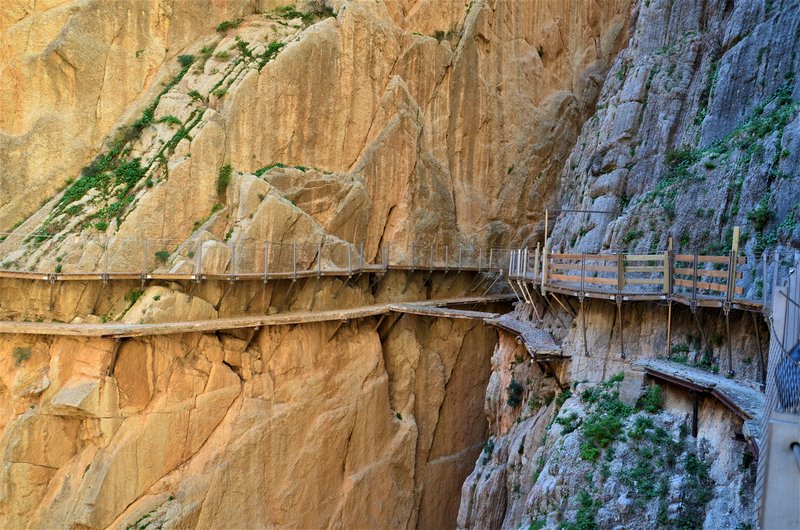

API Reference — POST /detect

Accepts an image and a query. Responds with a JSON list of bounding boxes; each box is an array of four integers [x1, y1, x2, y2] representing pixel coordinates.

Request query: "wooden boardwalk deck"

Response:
[[0, 295, 514, 338], [634, 358, 765, 442]]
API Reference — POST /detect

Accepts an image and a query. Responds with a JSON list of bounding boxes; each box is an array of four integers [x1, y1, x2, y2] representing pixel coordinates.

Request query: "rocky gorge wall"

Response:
[[456, 297, 763, 529], [0, 313, 498, 529]]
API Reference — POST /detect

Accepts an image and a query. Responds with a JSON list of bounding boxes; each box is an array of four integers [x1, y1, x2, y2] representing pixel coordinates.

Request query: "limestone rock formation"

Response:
[[549, 0, 800, 274]]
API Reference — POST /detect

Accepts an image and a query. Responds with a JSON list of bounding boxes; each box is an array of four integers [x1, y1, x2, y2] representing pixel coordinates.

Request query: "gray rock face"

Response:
[[549, 0, 800, 277]]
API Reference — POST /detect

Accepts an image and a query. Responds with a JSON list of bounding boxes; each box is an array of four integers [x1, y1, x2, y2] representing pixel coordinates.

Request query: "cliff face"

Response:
[[1, 0, 632, 272], [0, 314, 497, 529], [0, 0, 274, 232], [550, 0, 800, 266]]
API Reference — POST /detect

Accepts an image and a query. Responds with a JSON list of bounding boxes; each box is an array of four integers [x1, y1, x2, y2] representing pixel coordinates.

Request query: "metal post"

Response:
[[666, 300, 673, 357], [429, 243, 434, 270], [489, 248, 494, 270], [581, 296, 588, 356], [692, 252, 699, 305], [762, 252, 768, 310], [617, 299, 625, 359], [360, 241, 365, 270], [196, 240, 203, 280], [534, 243, 540, 281], [264, 241, 269, 283], [103, 235, 109, 279], [142, 239, 148, 276], [385, 242, 390, 270], [458, 245, 462, 270], [478, 248, 483, 271], [230, 240, 236, 279]]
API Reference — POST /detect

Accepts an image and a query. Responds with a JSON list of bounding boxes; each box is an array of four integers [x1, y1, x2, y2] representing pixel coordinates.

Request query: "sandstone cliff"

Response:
[[1, 0, 633, 272]]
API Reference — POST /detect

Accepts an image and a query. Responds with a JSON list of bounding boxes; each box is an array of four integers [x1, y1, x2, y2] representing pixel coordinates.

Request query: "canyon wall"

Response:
[[0, 313, 498, 529], [549, 0, 800, 269]]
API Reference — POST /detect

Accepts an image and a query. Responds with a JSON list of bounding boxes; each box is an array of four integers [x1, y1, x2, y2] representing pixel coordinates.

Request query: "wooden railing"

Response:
[[507, 246, 759, 309]]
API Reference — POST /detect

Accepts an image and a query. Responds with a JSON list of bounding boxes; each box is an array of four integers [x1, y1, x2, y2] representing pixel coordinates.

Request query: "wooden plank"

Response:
[[626, 278, 666, 285], [624, 266, 664, 273], [625, 254, 664, 261], [674, 254, 745, 265], [548, 273, 619, 286], [548, 263, 617, 273], [674, 278, 744, 294], [674, 267, 742, 279]]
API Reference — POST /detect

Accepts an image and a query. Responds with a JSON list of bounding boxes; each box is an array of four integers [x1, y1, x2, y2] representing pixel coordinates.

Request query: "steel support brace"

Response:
[[580, 296, 588, 356], [617, 296, 625, 359], [752, 311, 765, 387], [48, 274, 57, 311], [666, 299, 673, 358], [723, 302, 734, 377]]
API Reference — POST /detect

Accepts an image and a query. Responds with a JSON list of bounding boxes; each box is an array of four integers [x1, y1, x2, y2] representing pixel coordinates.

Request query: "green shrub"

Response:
[[212, 88, 227, 98], [188, 90, 204, 102], [747, 195, 773, 232], [216, 19, 242, 32], [506, 380, 524, 407], [125, 289, 144, 304], [157, 115, 182, 126], [640, 384, 665, 413], [555, 389, 572, 407], [177, 54, 195, 67], [154, 250, 170, 264], [216, 164, 232, 197], [54, 264, 63, 273], [94, 221, 108, 231], [153, 295, 161, 301], [12, 346, 32, 365]]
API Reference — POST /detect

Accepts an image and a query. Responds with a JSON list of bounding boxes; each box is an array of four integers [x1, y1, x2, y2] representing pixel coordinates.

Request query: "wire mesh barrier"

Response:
[[756, 253, 800, 528]]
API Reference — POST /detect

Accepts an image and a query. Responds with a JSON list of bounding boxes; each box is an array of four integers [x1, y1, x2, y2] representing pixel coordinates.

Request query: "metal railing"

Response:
[[0, 232, 516, 279], [756, 253, 800, 528]]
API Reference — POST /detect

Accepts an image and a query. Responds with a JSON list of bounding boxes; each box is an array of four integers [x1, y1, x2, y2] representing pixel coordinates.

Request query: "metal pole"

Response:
[[385, 242, 390, 270], [360, 241, 365, 270], [489, 248, 494, 270], [230, 240, 236, 278], [666, 300, 673, 357], [479, 248, 483, 271], [429, 243, 434, 270], [103, 235, 109, 278], [264, 241, 269, 283], [196, 240, 203, 279], [142, 239, 148, 275], [458, 245, 462, 269]]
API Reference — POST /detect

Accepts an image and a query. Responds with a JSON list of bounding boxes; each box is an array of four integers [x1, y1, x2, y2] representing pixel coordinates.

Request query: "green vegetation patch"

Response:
[[12, 346, 32, 366]]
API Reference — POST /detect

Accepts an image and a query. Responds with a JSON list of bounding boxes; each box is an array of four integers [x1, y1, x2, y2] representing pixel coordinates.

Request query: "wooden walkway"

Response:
[[0, 295, 514, 338], [635, 358, 764, 448], [507, 244, 765, 313]]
